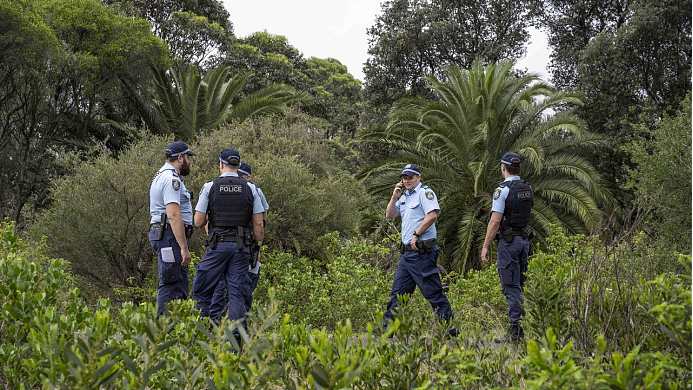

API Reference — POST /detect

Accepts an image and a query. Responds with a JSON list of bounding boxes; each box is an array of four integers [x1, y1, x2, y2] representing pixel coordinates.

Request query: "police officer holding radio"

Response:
[[209, 161, 269, 319], [383, 164, 456, 336], [192, 148, 265, 325], [481, 152, 533, 343], [148, 141, 196, 317]]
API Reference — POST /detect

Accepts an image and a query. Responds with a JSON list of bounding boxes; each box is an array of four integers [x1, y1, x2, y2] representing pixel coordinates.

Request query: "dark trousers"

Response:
[[149, 227, 189, 318], [210, 267, 260, 319], [497, 236, 529, 325], [384, 247, 453, 325], [192, 241, 250, 322]]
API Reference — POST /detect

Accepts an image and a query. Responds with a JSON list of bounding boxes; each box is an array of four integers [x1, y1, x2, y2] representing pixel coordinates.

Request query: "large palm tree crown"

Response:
[[124, 63, 309, 142], [361, 59, 613, 274]]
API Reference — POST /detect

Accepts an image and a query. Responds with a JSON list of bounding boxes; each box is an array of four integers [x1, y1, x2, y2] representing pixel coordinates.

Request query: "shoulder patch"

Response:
[[172, 179, 180, 191], [425, 190, 435, 200], [493, 188, 501, 200]]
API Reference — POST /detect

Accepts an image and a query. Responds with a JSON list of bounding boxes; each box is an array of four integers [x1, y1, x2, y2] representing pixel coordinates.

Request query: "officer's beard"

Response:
[[179, 161, 191, 176]]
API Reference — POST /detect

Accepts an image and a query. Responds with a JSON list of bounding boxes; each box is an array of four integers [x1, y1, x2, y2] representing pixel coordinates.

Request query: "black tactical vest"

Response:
[[207, 175, 253, 231], [500, 179, 533, 231]]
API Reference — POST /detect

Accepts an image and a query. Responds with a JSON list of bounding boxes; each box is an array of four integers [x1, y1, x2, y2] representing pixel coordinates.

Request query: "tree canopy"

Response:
[[363, 0, 538, 108]]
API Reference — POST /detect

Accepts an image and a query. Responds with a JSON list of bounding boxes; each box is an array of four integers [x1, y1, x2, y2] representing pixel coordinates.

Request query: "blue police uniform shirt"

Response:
[[150, 163, 193, 225], [195, 172, 265, 215], [396, 182, 440, 244], [256, 187, 269, 212], [491, 176, 522, 214]]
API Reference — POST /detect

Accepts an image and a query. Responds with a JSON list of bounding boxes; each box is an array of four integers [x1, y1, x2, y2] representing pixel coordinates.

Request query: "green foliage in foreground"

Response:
[[3, 222, 690, 389]]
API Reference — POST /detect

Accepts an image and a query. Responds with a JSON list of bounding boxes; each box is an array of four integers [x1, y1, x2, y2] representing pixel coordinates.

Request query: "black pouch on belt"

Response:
[[416, 240, 425, 254], [423, 239, 434, 253], [502, 228, 514, 243]]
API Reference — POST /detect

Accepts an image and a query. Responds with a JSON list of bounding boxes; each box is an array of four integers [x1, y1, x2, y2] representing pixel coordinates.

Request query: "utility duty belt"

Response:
[[150, 219, 193, 239], [205, 226, 253, 251], [400, 239, 437, 254], [496, 227, 528, 243]]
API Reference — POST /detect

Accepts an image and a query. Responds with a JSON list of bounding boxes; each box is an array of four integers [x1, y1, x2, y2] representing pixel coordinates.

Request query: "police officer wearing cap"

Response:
[[481, 152, 533, 343], [209, 161, 269, 318], [148, 141, 196, 317], [192, 148, 265, 324], [383, 164, 456, 335]]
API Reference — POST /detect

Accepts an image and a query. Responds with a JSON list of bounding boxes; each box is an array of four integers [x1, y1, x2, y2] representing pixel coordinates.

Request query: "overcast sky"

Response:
[[222, 0, 551, 82]]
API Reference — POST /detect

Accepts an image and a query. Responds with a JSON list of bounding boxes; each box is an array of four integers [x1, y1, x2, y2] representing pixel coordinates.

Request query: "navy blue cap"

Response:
[[166, 141, 197, 157], [400, 163, 421, 177], [219, 148, 241, 166], [501, 152, 521, 167], [238, 162, 252, 177]]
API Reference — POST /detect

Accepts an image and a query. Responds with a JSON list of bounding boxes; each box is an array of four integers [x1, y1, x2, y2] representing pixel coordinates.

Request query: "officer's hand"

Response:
[[481, 247, 490, 264], [410, 235, 418, 251], [393, 181, 404, 197], [181, 247, 192, 267]]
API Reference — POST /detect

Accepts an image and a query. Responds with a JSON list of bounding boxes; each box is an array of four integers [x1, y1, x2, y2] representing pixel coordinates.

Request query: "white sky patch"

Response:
[[223, 0, 551, 83]]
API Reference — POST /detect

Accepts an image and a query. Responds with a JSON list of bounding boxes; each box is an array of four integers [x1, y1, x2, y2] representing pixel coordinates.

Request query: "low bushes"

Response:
[[3, 222, 690, 389]]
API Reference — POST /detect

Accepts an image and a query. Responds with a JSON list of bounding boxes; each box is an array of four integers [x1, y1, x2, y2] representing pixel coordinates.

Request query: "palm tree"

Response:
[[360, 59, 614, 274], [124, 62, 309, 141]]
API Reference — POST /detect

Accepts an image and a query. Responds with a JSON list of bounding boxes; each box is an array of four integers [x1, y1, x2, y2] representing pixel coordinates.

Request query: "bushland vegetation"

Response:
[[1, 0, 690, 388]]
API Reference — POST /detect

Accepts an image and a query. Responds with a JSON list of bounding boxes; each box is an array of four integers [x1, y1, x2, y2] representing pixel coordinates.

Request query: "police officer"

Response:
[[148, 141, 196, 317], [192, 148, 265, 325], [481, 152, 533, 343], [209, 161, 269, 319], [383, 164, 456, 335]]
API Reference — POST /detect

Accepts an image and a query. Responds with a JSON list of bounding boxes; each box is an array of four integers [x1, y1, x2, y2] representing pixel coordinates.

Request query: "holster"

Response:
[[157, 213, 168, 240], [246, 229, 258, 267], [250, 242, 260, 268], [205, 231, 218, 250], [236, 226, 244, 251]]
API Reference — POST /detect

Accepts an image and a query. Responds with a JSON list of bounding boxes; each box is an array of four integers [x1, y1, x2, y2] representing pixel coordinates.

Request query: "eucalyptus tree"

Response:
[[360, 60, 614, 273], [128, 63, 309, 141]]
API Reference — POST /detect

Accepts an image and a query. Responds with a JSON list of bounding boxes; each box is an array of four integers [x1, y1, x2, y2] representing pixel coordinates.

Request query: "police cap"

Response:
[[238, 162, 252, 176], [501, 152, 521, 167], [400, 163, 421, 177], [166, 141, 197, 157], [219, 148, 241, 166]]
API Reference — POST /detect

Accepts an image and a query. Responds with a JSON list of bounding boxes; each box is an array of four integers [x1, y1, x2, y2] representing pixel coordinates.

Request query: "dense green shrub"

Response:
[[2, 219, 691, 389], [523, 226, 691, 387], [26, 134, 169, 299], [253, 232, 392, 330], [445, 267, 507, 332], [28, 113, 369, 300], [625, 93, 692, 257]]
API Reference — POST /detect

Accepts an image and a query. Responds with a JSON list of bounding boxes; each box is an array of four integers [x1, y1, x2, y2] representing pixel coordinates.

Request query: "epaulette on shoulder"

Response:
[[421, 184, 430, 190], [205, 179, 214, 184], [499, 182, 508, 188]]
